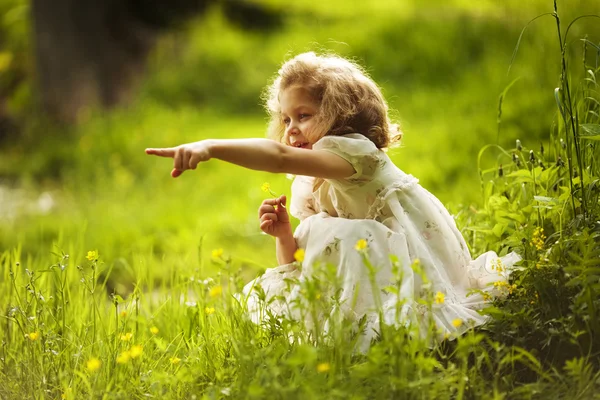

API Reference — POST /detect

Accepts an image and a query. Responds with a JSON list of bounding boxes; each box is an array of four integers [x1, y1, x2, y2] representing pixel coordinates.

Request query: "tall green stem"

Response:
[[553, 1, 588, 219]]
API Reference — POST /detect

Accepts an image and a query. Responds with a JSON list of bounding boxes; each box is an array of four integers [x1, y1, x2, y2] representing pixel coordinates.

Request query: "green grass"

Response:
[[1, 0, 600, 397]]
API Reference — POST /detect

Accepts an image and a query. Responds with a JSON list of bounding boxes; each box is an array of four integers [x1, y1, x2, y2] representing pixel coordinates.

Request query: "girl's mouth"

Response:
[[294, 142, 309, 149]]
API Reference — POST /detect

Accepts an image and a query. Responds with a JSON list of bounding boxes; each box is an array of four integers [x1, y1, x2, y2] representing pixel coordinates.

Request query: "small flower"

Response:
[[170, 356, 181, 365], [294, 248, 305, 263], [491, 258, 505, 274], [86, 250, 98, 261], [261, 182, 278, 196], [516, 139, 522, 151], [209, 285, 222, 298], [86, 357, 101, 372], [120, 332, 133, 342], [355, 239, 368, 251], [150, 326, 159, 335], [211, 248, 224, 259], [452, 319, 463, 328], [116, 351, 131, 364], [530, 227, 546, 251], [205, 307, 215, 315], [120, 310, 127, 318], [317, 363, 330, 373], [434, 291, 445, 304], [129, 345, 143, 359], [27, 331, 40, 341]]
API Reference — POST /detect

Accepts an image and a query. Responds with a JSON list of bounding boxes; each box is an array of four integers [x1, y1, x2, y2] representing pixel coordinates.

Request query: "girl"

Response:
[[146, 52, 520, 345]]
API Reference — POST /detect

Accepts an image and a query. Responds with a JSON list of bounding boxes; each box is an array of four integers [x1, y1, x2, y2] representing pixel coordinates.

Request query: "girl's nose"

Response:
[[286, 123, 299, 136]]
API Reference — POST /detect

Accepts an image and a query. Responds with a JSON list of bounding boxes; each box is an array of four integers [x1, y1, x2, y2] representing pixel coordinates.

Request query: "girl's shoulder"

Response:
[[314, 134, 382, 181], [314, 133, 379, 156]]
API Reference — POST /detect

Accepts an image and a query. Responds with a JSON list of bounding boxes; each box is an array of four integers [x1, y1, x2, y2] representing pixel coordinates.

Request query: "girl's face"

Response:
[[280, 85, 322, 149]]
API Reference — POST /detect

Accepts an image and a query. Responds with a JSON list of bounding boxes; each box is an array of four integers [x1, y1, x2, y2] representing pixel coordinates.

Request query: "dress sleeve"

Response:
[[313, 134, 382, 182], [290, 175, 317, 220]]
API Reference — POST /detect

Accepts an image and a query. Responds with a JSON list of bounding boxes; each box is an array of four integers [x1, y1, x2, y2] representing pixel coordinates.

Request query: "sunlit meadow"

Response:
[[1, 0, 599, 398]]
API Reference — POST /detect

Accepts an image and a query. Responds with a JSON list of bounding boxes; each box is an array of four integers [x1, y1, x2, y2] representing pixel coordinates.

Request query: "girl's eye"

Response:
[[299, 114, 310, 120], [283, 118, 290, 125]]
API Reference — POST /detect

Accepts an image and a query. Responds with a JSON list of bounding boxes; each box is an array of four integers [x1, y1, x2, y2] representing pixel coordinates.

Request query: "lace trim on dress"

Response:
[[366, 174, 419, 219]]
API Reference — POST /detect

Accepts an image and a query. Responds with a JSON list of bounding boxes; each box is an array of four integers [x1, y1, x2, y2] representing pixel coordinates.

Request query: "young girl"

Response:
[[146, 52, 520, 345]]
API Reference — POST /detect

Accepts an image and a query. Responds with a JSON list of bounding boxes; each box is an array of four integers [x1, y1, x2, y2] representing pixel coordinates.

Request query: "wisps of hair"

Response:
[[263, 52, 402, 149]]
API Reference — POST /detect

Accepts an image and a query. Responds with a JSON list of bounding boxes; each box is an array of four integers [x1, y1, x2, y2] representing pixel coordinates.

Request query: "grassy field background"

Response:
[[1, 0, 599, 397], [1, 0, 597, 272]]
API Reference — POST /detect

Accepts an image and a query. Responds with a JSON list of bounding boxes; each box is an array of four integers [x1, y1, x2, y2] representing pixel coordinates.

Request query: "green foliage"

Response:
[[459, 13, 600, 384], [0, 0, 32, 118], [1, 0, 600, 398]]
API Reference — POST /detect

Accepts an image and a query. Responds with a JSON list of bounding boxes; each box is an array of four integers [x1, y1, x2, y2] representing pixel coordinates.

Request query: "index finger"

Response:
[[145, 147, 177, 157]]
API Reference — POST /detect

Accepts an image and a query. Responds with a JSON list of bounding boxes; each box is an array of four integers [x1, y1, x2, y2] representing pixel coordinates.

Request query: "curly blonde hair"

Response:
[[264, 52, 402, 149]]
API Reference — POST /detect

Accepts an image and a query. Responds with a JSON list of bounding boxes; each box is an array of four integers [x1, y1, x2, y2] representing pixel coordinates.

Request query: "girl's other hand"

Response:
[[258, 195, 292, 238], [145, 140, 212, 178]]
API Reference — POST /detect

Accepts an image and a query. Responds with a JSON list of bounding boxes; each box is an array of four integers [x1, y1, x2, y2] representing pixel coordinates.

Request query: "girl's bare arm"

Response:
[[276, 233, 298, 265], [146, 138, 355, 179]]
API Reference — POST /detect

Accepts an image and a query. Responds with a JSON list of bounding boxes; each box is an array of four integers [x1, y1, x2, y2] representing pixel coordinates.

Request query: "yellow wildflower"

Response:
[[211, 248, 224, 259], [294, 248, 305, 263], [261, 182, 271, 193], [120, 332, 133, 342], [86, 357, 101, 372], [205, 307, 215, 315], [491, 258, 505, 273], [116, 351, 131, 364], [493, 281, 509, 289], [209, 285, 222, 298], [129, 345, 143, 359], [530, 227, 546, 251], [434, 291, 445, 304], [150, 326, 159, 335], [27, 331, 40, 341], [86, 250, 98, 261], [452, 319, 463, 328], [120, 310, 127, 318], [317, 363, 330, 373], [355, 239, 368, 251], [170, 357, 181, 365]]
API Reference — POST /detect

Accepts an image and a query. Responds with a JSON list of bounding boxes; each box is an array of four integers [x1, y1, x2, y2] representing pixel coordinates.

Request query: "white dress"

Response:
[[240, 133, 520, 346]]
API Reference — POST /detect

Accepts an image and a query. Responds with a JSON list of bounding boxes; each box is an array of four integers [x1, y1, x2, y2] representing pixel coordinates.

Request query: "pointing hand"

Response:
[[145, 140, 212, 178]]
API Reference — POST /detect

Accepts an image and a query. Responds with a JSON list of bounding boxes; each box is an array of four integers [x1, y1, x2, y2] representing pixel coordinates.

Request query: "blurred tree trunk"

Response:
[[31, 0, 155, 123], [30, 0, 280, 124]]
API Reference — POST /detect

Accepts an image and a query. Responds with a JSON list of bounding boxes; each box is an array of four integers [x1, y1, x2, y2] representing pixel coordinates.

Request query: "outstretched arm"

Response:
[[145, 138, 355, 179]]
